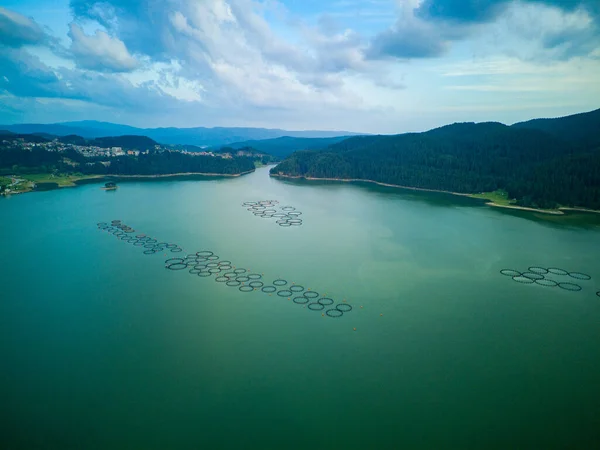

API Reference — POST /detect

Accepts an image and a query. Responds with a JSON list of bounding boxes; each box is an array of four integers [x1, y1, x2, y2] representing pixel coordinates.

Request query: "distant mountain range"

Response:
[[0, 120, 362, 147], [0, 129, 339, 159], [271, 108, 600, 210], [0, 130, 159, 151], [218, 136, 352, 159]]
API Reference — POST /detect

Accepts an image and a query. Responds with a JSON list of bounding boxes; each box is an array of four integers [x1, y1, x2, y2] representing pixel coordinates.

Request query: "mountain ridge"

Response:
[[0, 121, 362, 147], [511, 107, 600, 148]]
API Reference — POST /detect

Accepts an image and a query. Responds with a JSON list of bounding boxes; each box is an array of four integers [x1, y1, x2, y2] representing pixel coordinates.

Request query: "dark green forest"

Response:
[[219, 135, 352, 159], [90, 135, 158, 150], [271, 109, 600, 210], [0, 145, 255, 177], [511, 108, 600, 149]]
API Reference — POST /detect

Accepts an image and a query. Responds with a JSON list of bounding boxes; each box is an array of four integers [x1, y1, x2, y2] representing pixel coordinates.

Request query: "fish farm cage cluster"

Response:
[[500, 266, 595, 293], [242, 200, 303, 227], [97, 220, 351, 318]]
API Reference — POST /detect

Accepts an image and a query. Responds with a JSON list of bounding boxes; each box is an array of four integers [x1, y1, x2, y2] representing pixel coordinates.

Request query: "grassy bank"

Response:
[[469, 190, 570, 214], [470, 190, 516, 207], [22, 173, 103, 187], [0, 173, 105, 195]]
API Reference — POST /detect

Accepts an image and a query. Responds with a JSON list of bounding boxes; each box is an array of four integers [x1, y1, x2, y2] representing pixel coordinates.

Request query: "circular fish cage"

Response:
[[336, 304, 352, 312], [500, 269, 521, 277], [512, 276, 534, 284], [558, 282, 582, 292], [165, 258, 184, 265], [261, 286, 276, 293], [522, 272, 545, 281], [568, 272, 591, 281], [318, 298, 335, 306]]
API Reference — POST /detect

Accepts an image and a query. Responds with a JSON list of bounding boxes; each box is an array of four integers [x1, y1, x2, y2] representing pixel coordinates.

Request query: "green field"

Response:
[[0, 173, 105, 194], [22, 173, 102, 187], [470, 189, 516, 206]]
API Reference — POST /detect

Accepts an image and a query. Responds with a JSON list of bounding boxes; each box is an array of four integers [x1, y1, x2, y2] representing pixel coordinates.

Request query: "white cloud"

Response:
[[68, 22, 139, 72], [0, 6, 48, 47], [1, 1, 599, 132], [472, 1, 600, 60]]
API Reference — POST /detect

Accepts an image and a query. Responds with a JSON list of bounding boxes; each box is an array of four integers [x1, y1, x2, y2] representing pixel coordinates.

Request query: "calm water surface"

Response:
[[1, 167, 599, 449]]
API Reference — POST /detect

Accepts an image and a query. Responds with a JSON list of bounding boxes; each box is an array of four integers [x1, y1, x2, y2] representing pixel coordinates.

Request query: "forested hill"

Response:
[[271, 117, 600, 210], [221, 135, 353, 159], [0, 141, 256, 177], [0, 132, 159, 150], [90, 135, 158, 150], [512, 108, 600, 149]]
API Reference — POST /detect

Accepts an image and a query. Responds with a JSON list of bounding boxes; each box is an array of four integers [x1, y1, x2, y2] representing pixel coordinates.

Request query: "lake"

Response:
[[1, 166, 599, 449]]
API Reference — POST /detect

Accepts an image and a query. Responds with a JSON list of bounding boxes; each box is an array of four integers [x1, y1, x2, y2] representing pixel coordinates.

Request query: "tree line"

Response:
[[271, 120, 600, 210], [0, 145, 255, 178]]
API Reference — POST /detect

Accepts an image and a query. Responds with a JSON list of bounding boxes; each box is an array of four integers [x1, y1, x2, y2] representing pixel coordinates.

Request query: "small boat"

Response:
[[102, 182, 118, 191]]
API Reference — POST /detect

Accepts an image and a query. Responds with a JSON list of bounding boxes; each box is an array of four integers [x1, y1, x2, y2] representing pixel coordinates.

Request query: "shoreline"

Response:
[[103, 169, 255, 179], [0, 169, 255, 196], [270, 173, 474, 196], [482, 201, 563, 215], [270, 173, 599, 216], [557, 206, 600, 215]]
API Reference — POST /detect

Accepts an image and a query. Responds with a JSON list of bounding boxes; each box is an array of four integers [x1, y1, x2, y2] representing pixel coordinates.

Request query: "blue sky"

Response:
[[1, 0, 599, 133]]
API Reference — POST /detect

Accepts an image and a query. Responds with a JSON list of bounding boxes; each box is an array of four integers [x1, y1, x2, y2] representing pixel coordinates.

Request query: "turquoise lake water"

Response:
[[1, 166, 599, 449]]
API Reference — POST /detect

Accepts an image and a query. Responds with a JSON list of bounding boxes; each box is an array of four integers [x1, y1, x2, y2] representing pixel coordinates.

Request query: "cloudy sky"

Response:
[[1, 0, 599, 133]]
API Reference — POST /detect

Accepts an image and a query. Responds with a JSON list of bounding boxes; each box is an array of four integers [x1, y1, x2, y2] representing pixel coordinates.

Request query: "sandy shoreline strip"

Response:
[[271, 173, 600, 216], [557, 207, 600, 215], [271, 173, 473, 196], [104, 169, 255, 179], [482, 202, 563, 215]]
